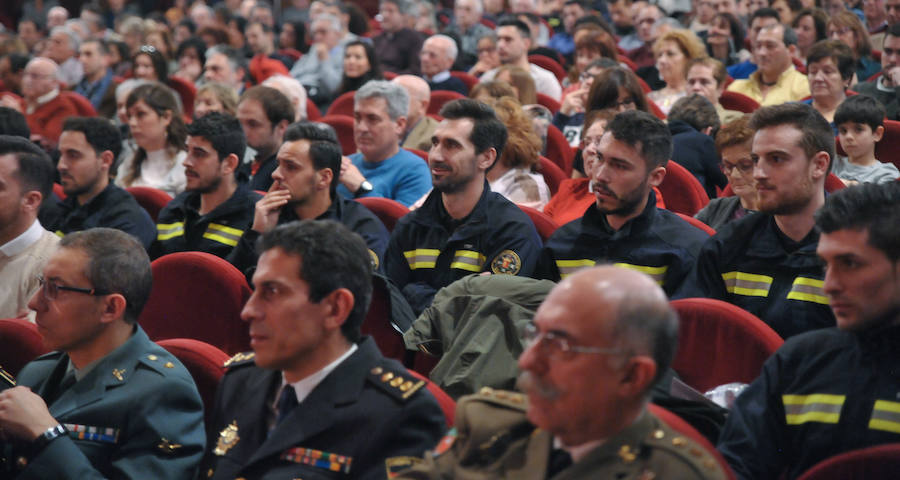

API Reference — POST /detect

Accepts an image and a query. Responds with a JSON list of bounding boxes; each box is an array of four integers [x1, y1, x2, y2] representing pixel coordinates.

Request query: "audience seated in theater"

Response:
[[686, 57, 744, 126], [193, 82, 239, 118], [261, 75, 309, 122], [647, 29, 707, 115], [850, 23, 900, 120], [667, 93, 728, 199], [678, 103, 836, 339], [373, 0, 426, 75], [832, 94, 900, 184], [803, 40, 855, 128], [420, 34, 469, 95], [18, 58, 79, 151], [393, 75, 440, 152], [74, 39, 119, 119], [479, 18, 563, 100], [235, 86, 295, 192], [334, 40, 384, 102], [726, 23, 810, 106]]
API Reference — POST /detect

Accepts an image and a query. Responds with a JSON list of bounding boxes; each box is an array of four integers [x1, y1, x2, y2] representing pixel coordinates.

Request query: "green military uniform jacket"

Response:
[[1, 327, 206, 479], [395, 388, 729, 480]]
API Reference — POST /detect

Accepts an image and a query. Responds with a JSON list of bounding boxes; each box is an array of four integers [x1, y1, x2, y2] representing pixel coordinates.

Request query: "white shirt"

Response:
[[0, 219, 44, 257], [270, 343, 359, 426]]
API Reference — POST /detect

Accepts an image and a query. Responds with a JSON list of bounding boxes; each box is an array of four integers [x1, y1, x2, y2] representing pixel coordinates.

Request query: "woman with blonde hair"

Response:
[[648, 29, 707, 115], [469, 81, 518, 102], [117, 82, 188, 197], [493, 65, 538, 105], [481, 96, 551, 210], [194, 82, 240, 118]]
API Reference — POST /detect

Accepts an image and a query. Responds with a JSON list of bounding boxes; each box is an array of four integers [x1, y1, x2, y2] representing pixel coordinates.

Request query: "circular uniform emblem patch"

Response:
[[491, 250, 521, 275], [369, 249, 380, 270]]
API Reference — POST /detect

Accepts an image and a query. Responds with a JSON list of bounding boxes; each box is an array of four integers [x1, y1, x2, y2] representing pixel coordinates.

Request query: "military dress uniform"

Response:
[[1, 327, 206, 479], [384, 183, 543, 314], [718, 324, 900, 479], [201, 337, 446, 480], [677, 212, 835, 339], [536, 192, 709, 296], [152, 184, 262, 259], [395, 388, 729, 480], [227, 196, 390, 278]]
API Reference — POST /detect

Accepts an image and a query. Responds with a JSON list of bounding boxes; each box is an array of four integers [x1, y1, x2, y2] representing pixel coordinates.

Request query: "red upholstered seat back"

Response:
[[157, 338, 229, 427], [518, 204, 559, 242], [126, 186, 172, 222], [319, 114, 357, 155], [0, 318, 49, 376], [355, 197, 409, 232], [796, 443, 900, 480], [658, 160, 710, 216], [408, 369, 456, 426]]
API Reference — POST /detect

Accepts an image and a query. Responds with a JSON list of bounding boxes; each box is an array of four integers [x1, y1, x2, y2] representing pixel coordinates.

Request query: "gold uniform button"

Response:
[[390, 377, 404, 387], [164, 362, 175, 368], [399, 380, 414, 391], [207, 468, 214, 477], [672, 437, 687, 447], [381, 372, 394, 382], [371, 367, 383, 375], [148, 354, 158, 361], [652, 429, 665, 440]]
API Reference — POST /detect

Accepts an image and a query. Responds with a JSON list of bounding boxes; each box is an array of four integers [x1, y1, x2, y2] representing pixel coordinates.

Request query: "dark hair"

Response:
[[59, 228, 153, 324], [0, 106, 30, 138], [497, 17, 532, 40], [284, 121, 341, 195], [615, 289, 679, 389], [668, 94, 720, 135], [345, 3, 371, 36], [206, 45, 247, 78], [888, 23, 900, 40], [124, 83, 188, 185], [792, 8, 828, 43], [281, 20, 309, 53], [586, 66, 650, 113], [712, 12, 745, 53], [750, 7, 782, 25], [186, 111, 246, 161], [284, 121, 339, 144], [239, 85, 296, 127], [133, 45, 168, 82], [749, 102, 834, 172], [337, 40, 382, 95], [834, 94, 886, 132], [806, 39, 856, 82], [439, 99, 509, 160], [82, 38, 111, 55], [573, 15, 615, 37], [177, 18, 197, 35], [259, 220, 373, 342], [0, 134, 54, 200], [606, 110, 673, 169], [62, 117, 122, 161], [176, 37, 207, 65], [815, 182, 900, 262]]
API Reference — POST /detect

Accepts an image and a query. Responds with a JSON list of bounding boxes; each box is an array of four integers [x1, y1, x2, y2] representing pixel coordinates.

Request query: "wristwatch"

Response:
[[30, 424, 67, 455], [355, 180, 374, 196]]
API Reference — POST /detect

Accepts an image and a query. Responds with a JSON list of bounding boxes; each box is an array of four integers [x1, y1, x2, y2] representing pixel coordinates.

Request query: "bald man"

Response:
[[420, 35, 469, 95], [20, 58, 79, 150], [393, 75, 439, 152], [396, 265, 728, 479]]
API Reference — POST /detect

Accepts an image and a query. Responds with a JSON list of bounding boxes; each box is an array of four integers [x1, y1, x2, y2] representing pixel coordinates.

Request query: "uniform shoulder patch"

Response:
[[491, 250, 522, 275], [0, 365, 15, 388], [642, 425, 726, 478], [223, 352, 256, 369], [472, 387, 528, 411], [367, 365, 426, 402]]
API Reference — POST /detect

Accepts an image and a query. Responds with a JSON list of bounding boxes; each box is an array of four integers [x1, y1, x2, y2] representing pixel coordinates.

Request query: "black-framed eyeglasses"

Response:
[[37, 275, 109, 300], [522, 323, 623, 356], [720, 160, 754, 175]]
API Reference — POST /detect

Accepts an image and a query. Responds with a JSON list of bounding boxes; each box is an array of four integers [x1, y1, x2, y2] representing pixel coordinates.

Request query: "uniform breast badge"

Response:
[[214, 421, 240, 456]]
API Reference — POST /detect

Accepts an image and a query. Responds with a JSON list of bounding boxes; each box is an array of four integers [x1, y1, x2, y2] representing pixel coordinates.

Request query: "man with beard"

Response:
[[152, 112, 261, 260], [536, 110, 709, 296], [678, 103, 836, 339], [395, 265, 728, 479], [42, 117, 155, 249], [384, 99, 542, 315], [717, 182, 900, 479], [228, 121, 389, 277]]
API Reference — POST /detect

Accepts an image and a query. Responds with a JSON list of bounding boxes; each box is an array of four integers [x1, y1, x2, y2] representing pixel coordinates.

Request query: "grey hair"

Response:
[[431, 34, 459, 61], [50, 26, 81, 51], [612, 290, 679, 392], [313, 13, 342, 32], [115, 78, 153, 102], [355, 80, 409, 119], [262, 75, 309, 121]]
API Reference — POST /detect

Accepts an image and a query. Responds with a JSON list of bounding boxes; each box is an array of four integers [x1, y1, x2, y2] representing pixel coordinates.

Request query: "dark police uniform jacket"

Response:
[[676, 212, 835, 339], [200, 337, 446, 480], [227, 196, 390, 278], [40, 184, 156, 250], [1, 327, 205, 479], [384, 183, 543, 315], [237, 153, 277, 192], [151, 184, 262, 260], [536, 191, 709, 296], [717, 323, 900, 479], [395, 388, 728, 479]]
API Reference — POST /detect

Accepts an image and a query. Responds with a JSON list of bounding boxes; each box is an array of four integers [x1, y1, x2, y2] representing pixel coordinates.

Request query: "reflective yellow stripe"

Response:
[[55, 230, 65, 237], [449, 250, 485, 272], [201, 223, 244, 247], [613, 263, 667, 285], [722, 271, 773, 297], [869, 400, 900, 434], [404, 249, 440, 269], [157, 222, 185, 241], [555, 259, 596, 278], [783, 394, 845, 425], [786, 277, 829, 305]]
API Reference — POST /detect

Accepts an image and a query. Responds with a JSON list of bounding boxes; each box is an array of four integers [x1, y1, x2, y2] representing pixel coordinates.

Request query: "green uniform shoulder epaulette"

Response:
[[639, 423, 726, 478], [223, 351, 256, 370], [367, 365, 426, 402], [469, 387, 528, 411]]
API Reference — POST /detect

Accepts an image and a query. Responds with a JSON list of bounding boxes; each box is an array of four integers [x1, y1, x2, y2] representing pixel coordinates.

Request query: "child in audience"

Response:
[[832, 95, 900, 184]]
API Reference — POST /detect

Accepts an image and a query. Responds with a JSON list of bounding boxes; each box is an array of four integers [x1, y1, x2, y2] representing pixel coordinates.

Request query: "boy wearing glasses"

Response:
[[0, 228, 205, 479]]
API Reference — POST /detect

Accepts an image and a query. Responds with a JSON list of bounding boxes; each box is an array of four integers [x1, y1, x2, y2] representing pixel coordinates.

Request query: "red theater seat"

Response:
[[326, 91, 356, 117], [126, 186, 172, 222], [796, 443, 900, 480], [408, 370, 455, 426], [658, 160, 710, 216], [539, 156, 567, 196], [518, 204, 559, 242], [356, 197, 409, 232], [157, 338, 229, 427], [0, 318, 49, 376], [319, 115, 356, 155]]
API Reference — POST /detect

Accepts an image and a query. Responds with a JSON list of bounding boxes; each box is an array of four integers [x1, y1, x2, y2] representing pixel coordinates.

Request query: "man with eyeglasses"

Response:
[[536, 110, 709, 296], [395, 265, 728, 479], [0, 228, 206, 479]]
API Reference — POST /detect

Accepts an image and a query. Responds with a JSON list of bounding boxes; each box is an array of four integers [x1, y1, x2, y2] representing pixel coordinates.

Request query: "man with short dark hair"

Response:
[[152, 112, 261, 259], [726, 23, 810, 105], [686, 57, 743, 124], [41, 117, 156, 249], [236, 86, 296, 191], [851, 23, 900, 120], [74, 39, 119, 118], [718, 182, 900, 479], [678, 103, 836, 339], [245, 21, 295, 73], [228, 121, 389, 277], [396, 266, 728, 479], [202, 220, 445, 479], [725, 8, 781, 80], [0, 135, 59, 319], [667, 94, 727, 199], [373, 0, 426, 75], [385, 99, 543, 314], [0, 228, 205, 479], [479, 18, 563, 100], [537, 110, 709, 296]]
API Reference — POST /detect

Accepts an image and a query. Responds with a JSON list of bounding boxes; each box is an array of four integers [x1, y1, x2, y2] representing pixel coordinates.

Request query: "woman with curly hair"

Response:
[[648, 29, 707, 115], [116, 82, 188, 197], [481, 96, 551, 210]]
